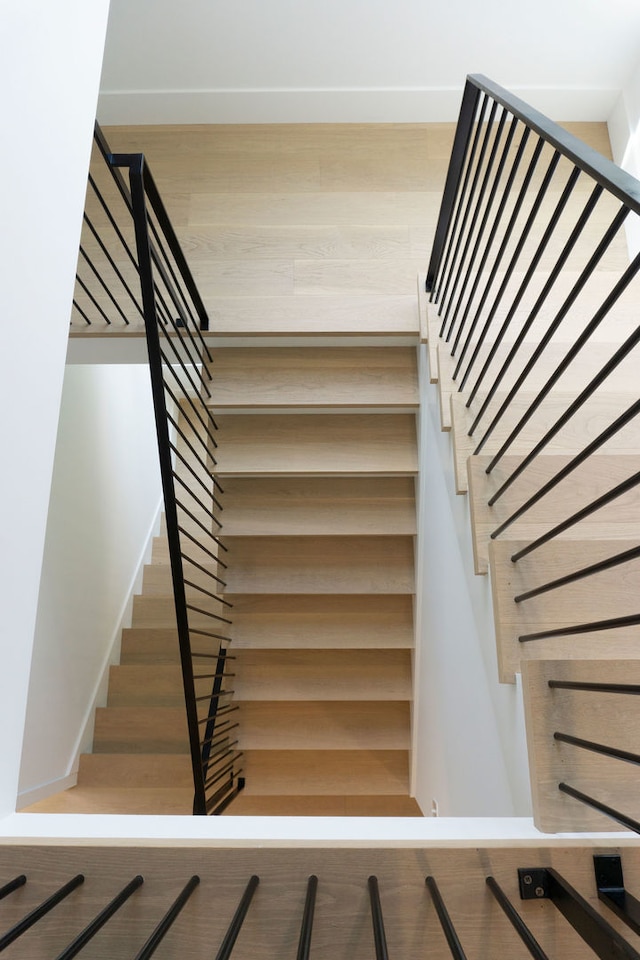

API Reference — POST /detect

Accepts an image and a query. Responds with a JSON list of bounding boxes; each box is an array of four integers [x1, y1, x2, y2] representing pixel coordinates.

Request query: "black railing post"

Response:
[[426, 78, 481, 294]]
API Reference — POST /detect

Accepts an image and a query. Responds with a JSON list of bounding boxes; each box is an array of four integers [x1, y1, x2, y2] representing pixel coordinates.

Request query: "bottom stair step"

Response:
[[222, 794, 423, 816], [20, 787, 193, 816], [77, 753, 192, 787], [241, 750, 409, 795]]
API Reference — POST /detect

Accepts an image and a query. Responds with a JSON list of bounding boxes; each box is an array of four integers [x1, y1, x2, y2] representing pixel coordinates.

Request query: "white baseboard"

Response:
[[97, 86, 620, 126]]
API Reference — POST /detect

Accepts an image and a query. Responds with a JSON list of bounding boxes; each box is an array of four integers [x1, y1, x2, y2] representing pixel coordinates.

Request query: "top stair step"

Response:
[[205, 347, 418, 411]]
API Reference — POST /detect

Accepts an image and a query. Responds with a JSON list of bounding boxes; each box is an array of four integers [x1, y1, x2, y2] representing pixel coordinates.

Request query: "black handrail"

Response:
[[427, 75, 640, 835], [81, 126, 243, 815]]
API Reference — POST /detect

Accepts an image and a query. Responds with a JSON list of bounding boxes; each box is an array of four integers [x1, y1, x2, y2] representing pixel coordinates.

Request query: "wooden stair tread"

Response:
[[451, 391, 640, 491], [234, 649, 412, 700], [222, 794, 423, 816], [77, 753, 193, 787], [203, 294, 420, 337], [468, 454, 640, 575], [120, 627, 180, 663], [220, 476, 416, 535], [21, 787, 193, 815], [229, 594, 414, 649], [224, 535, 415, 593], [93, 707, 189, 753], [206, 347, 418, 409], [522, 660, 640, 833], [214, 414, 418, 476], [489, 539, 640, 682], [241, 749, 409, 795], [236, 701, 410, 749]]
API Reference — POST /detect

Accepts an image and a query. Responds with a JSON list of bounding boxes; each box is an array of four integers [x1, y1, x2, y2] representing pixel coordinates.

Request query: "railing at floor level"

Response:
[[78, 125, 242, 814], [426, 74, 640, 832], [3, 861, 639, 958]]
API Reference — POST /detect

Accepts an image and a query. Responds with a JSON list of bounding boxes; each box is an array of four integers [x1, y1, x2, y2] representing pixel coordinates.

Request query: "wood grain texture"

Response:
[[206, 346, 419, 409], [3, 842, 636, 959], [214, 414, 418, 476], [522, 659, 640, 833]]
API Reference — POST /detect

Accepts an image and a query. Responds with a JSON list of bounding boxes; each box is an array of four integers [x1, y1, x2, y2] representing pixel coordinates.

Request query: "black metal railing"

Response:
[[5, 859, 640, 958], [427, 74, 640, 832], [79, 125, 242, 814]]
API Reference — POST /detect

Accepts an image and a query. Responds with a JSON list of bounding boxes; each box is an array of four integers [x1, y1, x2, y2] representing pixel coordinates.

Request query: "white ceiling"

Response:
[[98, 0, 640, 123]]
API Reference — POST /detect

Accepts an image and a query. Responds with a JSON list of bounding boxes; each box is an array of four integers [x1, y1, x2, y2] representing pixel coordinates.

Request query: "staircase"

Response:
[[25, 338, 423, 815]]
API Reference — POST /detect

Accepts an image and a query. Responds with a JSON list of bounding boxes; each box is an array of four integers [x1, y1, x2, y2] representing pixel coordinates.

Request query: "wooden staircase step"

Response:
[[229, 594, 414, 649], [468, 454, 640, 575], [214, 414, 418, 476], [489, 539, 640, 683], [241, 749, 409, 795], [224, 535, 415, 593], [77, 753, 193, 787], [233, 650, 411, 700], [21, 787, 193, 815], [120, 627, 180, 663], [222, 794, 423, 816], [451, 391, 640, 491], [220, 476, 416, 535], [131, 594, 232, 634], [522, 659, 640, 833], [203, 294, 419, 337], [236, 701, 410, 749], [93, 707, 189, 753], [107, 665, 212, 707], [206, 347, 418, 410]]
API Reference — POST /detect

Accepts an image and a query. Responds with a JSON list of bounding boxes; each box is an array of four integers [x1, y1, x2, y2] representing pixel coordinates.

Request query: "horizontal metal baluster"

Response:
[[55, 876, 143, 960], [554, 732, 640, 767], [78, 246, 132, 324], [443, 99, 500, 338], [157, 327, 212, 400], [200, 739, 239, 765], [427, 79, 481, 295], [0, 875, 26, 901], [509, 469, 640, 560], [200, 722, 240, 750], [425, 876, 468, 960], [187, 604, 230, 624], [72, 299, 92, 325], [465, 148, 563, 411], [516, 544, 640, 602], [559, 783, 640, 835], [483, 245, 640, 497], [519, 612, 640, 642], [0, 875, 84, 951], [169, 411, 219, 469], [473, 178, 602, 453], [181, 556, 232, 602], [207, 775, 245, 814], [133, 876, 200, 960], [450, 108, 512, 355], [297, 876, 318, 960], [435, 95, 488, 314], [485, 877, 550, 960], [164, 379, 219, 448], [549, 680, 640, 694], [180, 528, 227, 568], [175, 474, 223, 523], [75, 274, 112, 324], [184, 579, 232, 611], [195, 689, 234, 703], [176, 498, 223, 543], [457, 135, 544, 386], [454, 123, 530, 375], [493, 396, 640, 526], [197, 705, 239, 724], [82, 211, 144, 317], [368, 876, 390, 960]]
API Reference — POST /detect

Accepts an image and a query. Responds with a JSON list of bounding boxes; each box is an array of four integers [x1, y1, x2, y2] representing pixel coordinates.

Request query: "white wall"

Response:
[[412, 347, 531, 817], [97, 0, 640, 123], [18, 365, 162, 805], [607, 58, 640, 258], [0, 0, 111, 818]]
